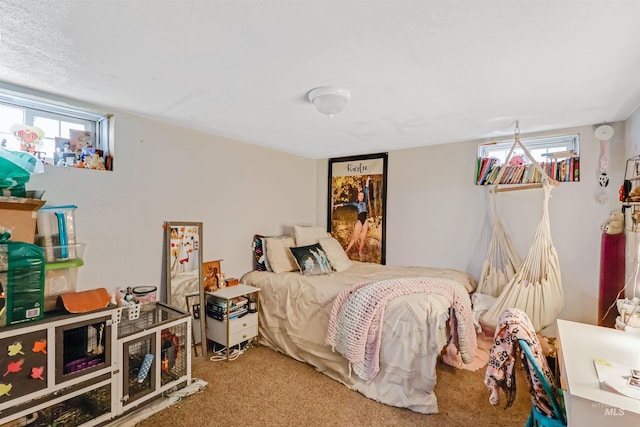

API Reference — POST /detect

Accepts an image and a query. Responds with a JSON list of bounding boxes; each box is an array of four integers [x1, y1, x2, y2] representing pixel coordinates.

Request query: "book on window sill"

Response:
[[593, 358, 640, 400], [476, 158, 580, 186]]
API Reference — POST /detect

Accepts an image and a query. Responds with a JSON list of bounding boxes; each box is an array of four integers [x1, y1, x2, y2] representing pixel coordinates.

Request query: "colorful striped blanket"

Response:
[[325, 276, 477, 381]]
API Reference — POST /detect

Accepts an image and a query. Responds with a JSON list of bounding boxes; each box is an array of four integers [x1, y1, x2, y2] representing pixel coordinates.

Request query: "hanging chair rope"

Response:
[[492, 122, 558, 193]]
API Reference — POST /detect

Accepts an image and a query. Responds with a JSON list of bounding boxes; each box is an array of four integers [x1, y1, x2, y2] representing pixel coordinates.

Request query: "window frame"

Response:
[[476, 133, 580, 185], [478, 133, 580, 165], [0, 85, 112, 170]]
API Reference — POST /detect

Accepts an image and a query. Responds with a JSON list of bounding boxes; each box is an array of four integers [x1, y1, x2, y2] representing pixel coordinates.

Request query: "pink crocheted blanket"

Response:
[[325, 276, 477, 381]]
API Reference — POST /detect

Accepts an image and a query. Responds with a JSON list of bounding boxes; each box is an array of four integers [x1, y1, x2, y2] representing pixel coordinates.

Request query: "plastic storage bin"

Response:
[[40, 243, 85, 262], [35, 204, 78, 262], [44, 258, 84, 312], [133, 285, 157, 309]]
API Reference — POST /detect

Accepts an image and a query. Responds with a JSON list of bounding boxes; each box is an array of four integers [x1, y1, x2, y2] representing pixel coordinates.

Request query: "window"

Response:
[[479, 134, 579, 164], [476, 134, 580, 185], [0, 89, 112, 170]]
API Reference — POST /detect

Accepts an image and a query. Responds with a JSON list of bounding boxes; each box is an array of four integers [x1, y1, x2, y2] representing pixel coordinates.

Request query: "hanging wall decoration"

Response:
[[328, 153, 388, 264], [594, 123, 615, 204]]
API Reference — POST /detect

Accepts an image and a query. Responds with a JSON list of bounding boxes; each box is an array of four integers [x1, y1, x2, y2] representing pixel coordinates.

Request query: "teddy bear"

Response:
[[627, 185, 640, 202], [601, 211, 624, 234], [82, 153, 106, 170]]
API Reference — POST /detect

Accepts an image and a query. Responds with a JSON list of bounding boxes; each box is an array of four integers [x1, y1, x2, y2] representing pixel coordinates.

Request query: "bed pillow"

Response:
[[318, 236, 353, 272], [294, 225, 330, 247], [289, 243, 333, 276], [265, 236, 298, 274]]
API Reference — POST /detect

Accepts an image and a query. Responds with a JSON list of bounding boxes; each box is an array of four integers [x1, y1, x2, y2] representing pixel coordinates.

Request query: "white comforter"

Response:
[[240, 261, 477, 414]]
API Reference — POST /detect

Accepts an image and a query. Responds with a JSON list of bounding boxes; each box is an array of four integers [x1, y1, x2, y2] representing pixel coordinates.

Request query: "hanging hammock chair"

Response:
[[472, 189, 522, 330], [478, 123, 564, 332], [475, 190, 522, 298]]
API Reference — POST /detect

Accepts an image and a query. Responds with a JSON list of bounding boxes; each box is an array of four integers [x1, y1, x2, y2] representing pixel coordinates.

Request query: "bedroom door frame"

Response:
[[327, 152, 388, 264]]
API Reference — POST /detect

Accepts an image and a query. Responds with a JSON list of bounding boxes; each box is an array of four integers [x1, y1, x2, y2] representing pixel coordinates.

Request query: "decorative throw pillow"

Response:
[[252, 234, 267, 271], [289, 243, 333, 276], [318, 236, 353, 272], [265, 236, 298, 274], [261, 236, 273, 272], [253, 234, 291, 272], [294, 225, 330, 247]]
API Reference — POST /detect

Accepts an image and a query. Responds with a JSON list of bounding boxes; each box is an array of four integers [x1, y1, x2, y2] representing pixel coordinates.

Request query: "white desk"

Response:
[[557, 319, 640, 426]]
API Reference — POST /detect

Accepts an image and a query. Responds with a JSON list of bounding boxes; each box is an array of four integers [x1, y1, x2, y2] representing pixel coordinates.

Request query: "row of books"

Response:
[[206, 296, 248, 321], [476, 156, 580, 185]]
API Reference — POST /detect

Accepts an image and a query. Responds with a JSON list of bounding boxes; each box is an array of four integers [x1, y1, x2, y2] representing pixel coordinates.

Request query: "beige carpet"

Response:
[[134, 345, 531, 427]]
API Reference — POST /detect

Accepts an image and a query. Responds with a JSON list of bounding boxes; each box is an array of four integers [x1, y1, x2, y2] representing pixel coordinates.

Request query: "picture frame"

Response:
[[69, 129, 92, 154], [55, 137, 71, 152], [54, 137, 73, 166], [203, 259, 223, 292], [328, 152, 388, 264], [62, 152, 77, 167]]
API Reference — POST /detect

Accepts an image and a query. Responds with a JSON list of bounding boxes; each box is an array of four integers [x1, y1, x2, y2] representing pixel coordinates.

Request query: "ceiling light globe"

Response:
[[308, 87, 351, 118]]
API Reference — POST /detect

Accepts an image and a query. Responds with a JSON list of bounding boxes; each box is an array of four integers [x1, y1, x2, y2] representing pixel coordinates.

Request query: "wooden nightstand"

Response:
[[205, 284, 260, 360]]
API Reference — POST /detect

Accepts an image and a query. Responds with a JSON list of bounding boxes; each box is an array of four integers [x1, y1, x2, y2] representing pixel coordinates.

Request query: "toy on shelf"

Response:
[[601, 212, 624, 235]]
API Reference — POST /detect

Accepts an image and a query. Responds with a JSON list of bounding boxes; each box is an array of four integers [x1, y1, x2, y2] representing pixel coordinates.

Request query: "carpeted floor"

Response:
[[133, 344, 531, 427]]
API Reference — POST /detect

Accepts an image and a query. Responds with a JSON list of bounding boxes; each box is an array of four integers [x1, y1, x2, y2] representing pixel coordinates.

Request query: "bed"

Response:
[[241, 230, 477, 414]]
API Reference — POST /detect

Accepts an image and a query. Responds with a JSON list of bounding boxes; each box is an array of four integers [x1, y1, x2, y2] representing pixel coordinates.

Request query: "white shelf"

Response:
[[206, 284, 259, 300]]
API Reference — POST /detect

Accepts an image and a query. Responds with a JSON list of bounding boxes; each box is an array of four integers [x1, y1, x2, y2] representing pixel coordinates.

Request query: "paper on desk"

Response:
[[594, 358, 640, 400]]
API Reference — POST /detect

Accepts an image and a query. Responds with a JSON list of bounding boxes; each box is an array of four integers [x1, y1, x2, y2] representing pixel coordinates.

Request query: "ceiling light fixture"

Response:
[[308, 86, 351, 118]]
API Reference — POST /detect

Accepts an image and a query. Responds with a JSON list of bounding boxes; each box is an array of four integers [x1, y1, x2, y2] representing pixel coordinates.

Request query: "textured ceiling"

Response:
[[1, 1, 640, 159]]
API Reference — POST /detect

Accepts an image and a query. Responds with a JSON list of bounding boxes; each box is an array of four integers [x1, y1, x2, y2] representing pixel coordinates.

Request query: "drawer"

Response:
[[206, 313, 258, 345], [227, 324, 258, 347], [229, 313, 258, 334]]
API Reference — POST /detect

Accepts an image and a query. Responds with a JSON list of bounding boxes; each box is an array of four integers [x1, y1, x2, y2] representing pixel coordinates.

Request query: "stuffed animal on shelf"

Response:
[[627, 185, 640, 202], [601, 211, 624, 235], [80, 153, 106, 170]]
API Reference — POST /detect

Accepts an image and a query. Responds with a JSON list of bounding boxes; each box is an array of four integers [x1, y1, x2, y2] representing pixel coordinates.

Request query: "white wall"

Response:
[[316, 123, 626, 332], [27, 108, 630, 332], [28, 111, 317, 299]]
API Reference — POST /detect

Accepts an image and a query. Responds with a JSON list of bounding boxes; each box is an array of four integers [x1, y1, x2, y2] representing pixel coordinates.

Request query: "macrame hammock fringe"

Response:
[[477, 123, 564, 332]]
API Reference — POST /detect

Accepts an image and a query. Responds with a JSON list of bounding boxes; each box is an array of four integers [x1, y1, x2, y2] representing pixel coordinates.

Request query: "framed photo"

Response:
[[54, 137, 72, 166], [55, 137, 71, 152], [62, 152, 77, 166], [69, 129, 92, 154], [203, 259, 223, 292], [328, 152, 388, 264]]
